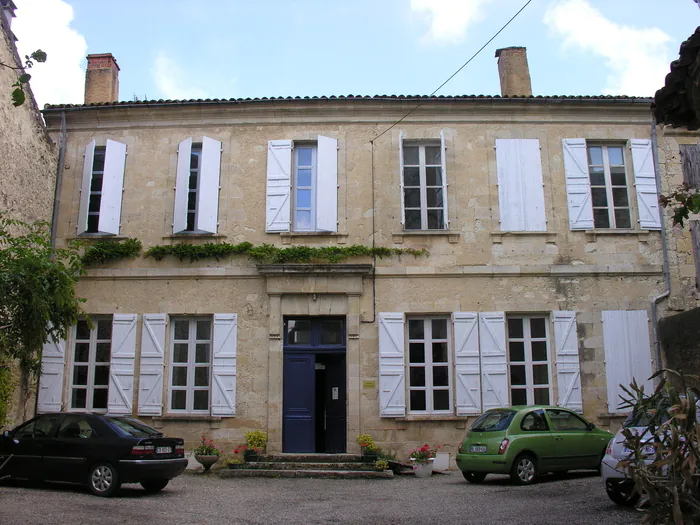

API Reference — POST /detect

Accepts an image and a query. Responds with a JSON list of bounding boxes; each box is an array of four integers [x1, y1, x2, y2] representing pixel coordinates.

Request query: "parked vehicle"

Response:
[[0, 413, 187, 497], [456, 406, 612, 485]]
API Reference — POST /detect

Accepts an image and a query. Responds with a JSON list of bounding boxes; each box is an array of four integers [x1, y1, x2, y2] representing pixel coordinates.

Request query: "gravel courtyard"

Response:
[[0, 471, 640, 525]]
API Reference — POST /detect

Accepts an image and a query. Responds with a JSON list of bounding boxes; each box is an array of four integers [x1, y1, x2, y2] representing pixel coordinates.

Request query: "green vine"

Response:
[[145, 242, 427, 264], [0, 360, 14, 428], [81, 238, 142, 265]]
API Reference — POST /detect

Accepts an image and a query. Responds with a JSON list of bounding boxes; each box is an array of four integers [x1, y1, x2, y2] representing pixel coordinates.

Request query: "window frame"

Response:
[[292, 143, 318, 232], [587, 143, 632, 229], [168, 317, 213, 415], [405, 316, 453, 415], [506, 315, 553, 407], [402, 141, 446, 231], [68, 316, 112, 413], [185, 144, 203, 232], [86, 146, 106, 233]]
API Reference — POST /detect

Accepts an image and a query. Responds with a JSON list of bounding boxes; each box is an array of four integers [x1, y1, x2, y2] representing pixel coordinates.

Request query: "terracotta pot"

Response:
[[194, 454, 220, 471], [410, 458, 435, 478]]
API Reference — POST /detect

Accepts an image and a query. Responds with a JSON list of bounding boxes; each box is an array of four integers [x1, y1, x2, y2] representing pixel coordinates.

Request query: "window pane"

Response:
[[591, 187, 608, 207], [425, 167, 442, 186], [405, 210, 421, 230], [90, 173, 103, 192], [97, 320, 112, 340], [297, 147, 313, 167], [287, 320, 311, 345], [508, 318, 523, 339], [92, 388, 108, 410], [510, 365, 526, 385], [76, 320, 91, 340], [188, 174, 198, 191], [190, 149, 200, 170], [607, 147, 624, 166], [426, 188, 443, 207], [403, 166, 420, 186], [94, 366, 109, 386], [174, 320, 189, 341], [534, 388, 550, 405], [408, 319, 424, 340], [171, 390, 186, 410], [431, 319, 447, 339], [71, 388, 87, 409], [509, 341, 525, 362], [593, 208, 610, 228], [433, 390, 449, 411], [87, 214, 99, 233], [195, 344, 210, 363], [433, 366, 449, 387], [320, 321, 343, 345], [588, 167, 605, 186], [173, 343, 188, 363], [96, 342, 111, 363], [193, 390, 209, 411], [296, 189, 312, 208], [530, 318, 546, 339], [614, 209, 631, 229], [186, 212, 195, 232], [172, 367, 187, 387], [194, 367, 209, 386], [511, 389, 527, 406], [587, 146, 603, 166], [612, 188, 629, 207], [74, 343, 89, 363], [409, 366, 425, 386], [610, 167, 627, 186], [532, 341, 548, 362], [425, 146, 441, 165], [403, 146, 419, 165], [432, 342, 448, 363], [533, 364, 549, 385], [427, 209, 444, 229], [187, 190, 197, 210], [404, 188, 421, 208], [73, 366, 88, 386], [297, 168, 312, 187], [409, 343, 425, 364], [92, 150, 106, 172], [295, 210, 312, 230], [409, 390, 426, 411], [196, 320, 211, 341], [88, 194, 101, 213]]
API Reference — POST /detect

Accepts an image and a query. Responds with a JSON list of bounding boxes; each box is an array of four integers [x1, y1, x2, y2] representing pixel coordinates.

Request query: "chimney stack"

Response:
[[495, 47, 532, 97], [84, 53, 119, 104]]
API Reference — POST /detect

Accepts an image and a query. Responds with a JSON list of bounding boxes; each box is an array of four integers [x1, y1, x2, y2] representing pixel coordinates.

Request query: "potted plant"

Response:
[[226, 456, 245, 469], [193, 435, 222, 471], [356, 433, 380, 460], [408, 444, 440, 478], [244, 430, 267, 462], [374, 459, 389, 472]]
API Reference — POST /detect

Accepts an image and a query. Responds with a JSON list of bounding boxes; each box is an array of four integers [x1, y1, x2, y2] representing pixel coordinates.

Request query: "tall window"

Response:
[[87, 147, 106, 233], [293, 144, 317, 231], [170, 318, 212, 413], [71, 317, 111, 411], [407, 317, 451, 413], [507, 316, 551, 406], [588, 144, 631, 229], [403, 143, 445, 230], [186, 144, 202, 231]]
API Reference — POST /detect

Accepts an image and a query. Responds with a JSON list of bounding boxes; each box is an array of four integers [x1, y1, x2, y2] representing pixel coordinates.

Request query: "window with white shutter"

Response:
[[108, 314, 137, 415], [478, 312, 509, 410], [212, 313, 237, 417], [453, 312, 481, 416], [630, 139, 661, 230], [138, 314, 166, 416], [37, 335, 66, 413], [553, 311, 582, 413], [378, 312, 406, 417], [69, 317, 113, 412]]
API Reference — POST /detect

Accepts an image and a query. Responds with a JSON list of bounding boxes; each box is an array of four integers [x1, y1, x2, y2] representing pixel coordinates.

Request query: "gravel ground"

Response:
[[0, 470, 641, 525]]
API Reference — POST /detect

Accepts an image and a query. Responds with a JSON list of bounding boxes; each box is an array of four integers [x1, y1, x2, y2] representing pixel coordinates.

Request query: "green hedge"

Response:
[[81, 238, 142, 265]]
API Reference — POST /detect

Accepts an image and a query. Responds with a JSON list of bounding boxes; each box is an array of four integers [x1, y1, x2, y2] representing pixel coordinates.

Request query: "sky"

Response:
[[9, 0, 700, 108]]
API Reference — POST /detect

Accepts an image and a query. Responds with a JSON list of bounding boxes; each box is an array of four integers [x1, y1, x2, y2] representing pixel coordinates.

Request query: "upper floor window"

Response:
[[293, 145, 317, 231], [87, 147, 106, 233], [186, 144, 202, 232], [588, 145, 631, 229]]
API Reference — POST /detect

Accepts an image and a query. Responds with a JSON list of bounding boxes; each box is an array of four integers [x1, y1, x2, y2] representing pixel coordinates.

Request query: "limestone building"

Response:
[[38, 48, 699, 460]]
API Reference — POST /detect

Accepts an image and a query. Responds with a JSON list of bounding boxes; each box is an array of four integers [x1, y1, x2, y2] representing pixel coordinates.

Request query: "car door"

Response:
[[4, 414, 62, 480], [545, 408, 603, 469], [518, 410, 558, 472], [43, 415, 99, 483]]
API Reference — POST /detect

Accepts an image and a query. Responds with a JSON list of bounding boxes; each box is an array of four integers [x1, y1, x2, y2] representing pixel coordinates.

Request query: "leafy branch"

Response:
[[0, 49, 47, 106], [660, 183, 700, 227]]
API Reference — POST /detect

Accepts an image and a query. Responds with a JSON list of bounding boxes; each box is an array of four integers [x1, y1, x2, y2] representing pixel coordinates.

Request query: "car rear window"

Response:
[[104, 417, 161, 437], [623, 408, 670, 428], [470, 410, 516, 432]]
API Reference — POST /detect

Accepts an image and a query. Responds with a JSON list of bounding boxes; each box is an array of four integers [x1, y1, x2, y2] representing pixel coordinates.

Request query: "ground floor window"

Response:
[[169, 317, 212, 414], [406, 317, 452, 414], [70, 317, 112, 411], [507, 316, 551, 406]]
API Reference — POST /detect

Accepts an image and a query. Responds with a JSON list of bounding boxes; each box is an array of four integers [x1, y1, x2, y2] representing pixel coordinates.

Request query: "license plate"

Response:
[[622, 445, 655, 456], [469, 445, 487, 453], [156, 446, 172, 454]]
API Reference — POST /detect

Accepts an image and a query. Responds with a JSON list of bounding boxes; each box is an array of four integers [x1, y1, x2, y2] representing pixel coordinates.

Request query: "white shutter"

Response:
[[212, 313, 237, 417], [266, 140, 292, 232], [316, 135, 338, 232], [378, 312, 406, 417], [553, 311, 582, 413], [37, 335, 66, 413], [138, 314, 166, 416], [98, 139, 127, 235], [196, 136, 222, 233], [478, 312, 508, 410], [77, 140, 95, 235], [563, 138, 594, 230], [108, 314, 137, 415], [630, 139, 661, 230], [602, 310, 654, 414], [496, 139, 546, 232], [399, 131, 405, 227], [440, 130, 449, 229], [173, 137, 192, 233], [453, 312, 481, 415]]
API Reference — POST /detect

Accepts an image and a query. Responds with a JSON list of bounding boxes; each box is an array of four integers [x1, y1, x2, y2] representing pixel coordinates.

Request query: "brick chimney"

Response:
[[84, 53, 119, 104], [495, 47, 532, 97]]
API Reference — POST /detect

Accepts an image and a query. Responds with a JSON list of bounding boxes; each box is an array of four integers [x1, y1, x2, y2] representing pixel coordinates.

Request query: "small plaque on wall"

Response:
[[363, 380, 376, 390]]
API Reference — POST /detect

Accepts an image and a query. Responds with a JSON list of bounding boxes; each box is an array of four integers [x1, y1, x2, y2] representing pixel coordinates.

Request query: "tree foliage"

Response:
[[660, 184, 700, 227], [0, 49, 47, 107], [0, 217, 84, 373]]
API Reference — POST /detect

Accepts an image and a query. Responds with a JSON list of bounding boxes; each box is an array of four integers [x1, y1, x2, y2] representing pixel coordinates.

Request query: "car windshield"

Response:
[[470, 410, 516, 432], [104, 417, 161, 437]]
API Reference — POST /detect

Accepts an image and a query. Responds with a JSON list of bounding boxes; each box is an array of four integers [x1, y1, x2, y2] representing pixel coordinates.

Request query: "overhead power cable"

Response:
[[369, 0, 533, 143]]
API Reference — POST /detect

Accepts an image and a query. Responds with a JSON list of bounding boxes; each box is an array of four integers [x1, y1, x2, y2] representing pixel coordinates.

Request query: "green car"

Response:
[[456, 406, 612, 485]]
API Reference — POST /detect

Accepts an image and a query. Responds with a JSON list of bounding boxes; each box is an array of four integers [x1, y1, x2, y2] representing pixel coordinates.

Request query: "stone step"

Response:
[[242, 461, 378, 471], [218, 469, 393, 479], [255, 453, 365, 463]]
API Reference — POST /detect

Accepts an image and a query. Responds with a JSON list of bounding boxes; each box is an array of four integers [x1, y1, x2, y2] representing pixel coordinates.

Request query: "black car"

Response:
[[0, 413, 188, 497]]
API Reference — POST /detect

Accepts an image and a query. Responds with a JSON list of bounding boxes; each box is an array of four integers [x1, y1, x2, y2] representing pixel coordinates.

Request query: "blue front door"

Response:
[[282, 353, 316, 453]]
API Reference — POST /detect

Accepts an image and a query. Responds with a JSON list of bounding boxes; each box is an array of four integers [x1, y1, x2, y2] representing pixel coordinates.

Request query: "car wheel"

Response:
[[511, 454, 538, 485], [140, 479, 169, 493], [605, 480, 640, 506], [462, 471, 487, 483], [88, 462, 120, 497]]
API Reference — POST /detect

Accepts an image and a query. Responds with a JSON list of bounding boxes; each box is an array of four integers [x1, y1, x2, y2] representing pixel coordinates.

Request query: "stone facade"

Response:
[[40, 95, 700, 464]]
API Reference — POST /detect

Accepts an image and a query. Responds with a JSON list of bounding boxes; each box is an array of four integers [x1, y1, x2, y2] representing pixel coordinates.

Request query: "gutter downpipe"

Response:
[[650, 116, 671, 375]]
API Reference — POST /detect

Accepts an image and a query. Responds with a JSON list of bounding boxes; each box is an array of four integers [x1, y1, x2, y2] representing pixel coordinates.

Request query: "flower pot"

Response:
[[410, 458, 435, 478], [244, 450, 261, 462], [194, 454, 220, 471], [361, 449, 378, 462]]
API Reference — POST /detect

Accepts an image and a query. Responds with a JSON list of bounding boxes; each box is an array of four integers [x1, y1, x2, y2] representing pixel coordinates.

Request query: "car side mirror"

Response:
[[1, 430, 9, 439], [587, 423, 595, 431]]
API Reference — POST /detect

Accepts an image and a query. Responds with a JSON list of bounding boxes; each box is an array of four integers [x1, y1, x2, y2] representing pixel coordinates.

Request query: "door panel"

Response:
[[546, 409, 601, 469], [283, 354, 315, 453], [324, 356, 346, 453]]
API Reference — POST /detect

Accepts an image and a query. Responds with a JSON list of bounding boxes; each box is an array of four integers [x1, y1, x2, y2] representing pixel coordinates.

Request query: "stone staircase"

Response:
[[217, 453, 394, 479]]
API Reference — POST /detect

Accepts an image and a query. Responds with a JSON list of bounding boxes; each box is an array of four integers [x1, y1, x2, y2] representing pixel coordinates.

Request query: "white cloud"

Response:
[[152, 52, 209, 100], [12, 0, 87, 106], [543, 0, 672, 96], [411, 0, 493, 45]]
